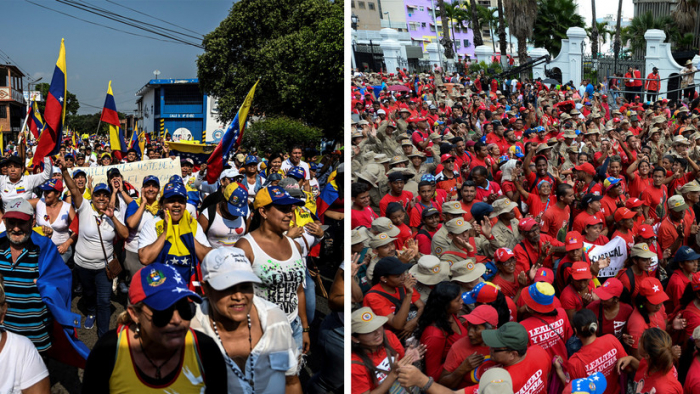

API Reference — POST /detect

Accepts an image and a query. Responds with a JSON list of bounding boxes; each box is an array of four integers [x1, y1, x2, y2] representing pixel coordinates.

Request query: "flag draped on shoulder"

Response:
[[101, 81, 127, 156], [28, 99, 45, 139], [206, 80, 260, 183], [316, 169, 339, 224], [33, 38, 66, 169]]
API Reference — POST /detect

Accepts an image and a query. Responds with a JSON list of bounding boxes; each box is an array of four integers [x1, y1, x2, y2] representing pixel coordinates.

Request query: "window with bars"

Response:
[[359, 1, 365, 8], [368, 2, 375, 10]]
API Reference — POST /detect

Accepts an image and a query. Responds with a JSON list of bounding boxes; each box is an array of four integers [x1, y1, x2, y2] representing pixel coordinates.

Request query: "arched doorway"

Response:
[[667, 73, 681, 103]]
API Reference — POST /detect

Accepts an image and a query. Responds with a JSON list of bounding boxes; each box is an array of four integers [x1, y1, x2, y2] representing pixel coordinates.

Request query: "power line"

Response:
[[24, 0, 191, 46], [104, 0, 206, 38], [0, 48, 31, 76]]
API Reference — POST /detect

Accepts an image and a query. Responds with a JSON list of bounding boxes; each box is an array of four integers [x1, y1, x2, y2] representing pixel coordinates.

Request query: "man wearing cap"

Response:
[[410, 255, 450, 302], [363, 257, 425, 338], [438, 305, 499, 389], [464, 322, 552, 394], [658, 195, 693, 253], [559, 261, 595, 323], [365, 233, 416, 282], [681, 59, 698, 102], [438, 218, 478, 266], [0, 198, 89, 360], [513, 218, 566, 274], [599, 177, 626, 228], [280, 145, 310, 181], [489, 199, 520, 251], [379, 172, 414, 217], [430, 201, 468, 256], [0, 155, 52, 201], [435, 154, 462, 199], [573, 193, 605, 233]]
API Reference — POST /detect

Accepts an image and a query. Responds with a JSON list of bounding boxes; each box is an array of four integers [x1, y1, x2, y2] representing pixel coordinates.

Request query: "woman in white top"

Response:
[[0, 277, 50, 394], [235, 186, 310, 355], [61, 161, 129, 338], [124, 175, 161, 278], [191, 247, 302, 393], [197, 182, 251, 248], [31, 178, 76, 264]]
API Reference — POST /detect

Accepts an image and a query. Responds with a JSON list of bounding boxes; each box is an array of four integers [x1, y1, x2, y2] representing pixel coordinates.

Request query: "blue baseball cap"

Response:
[[253, 186, 305, 210], [73, 169, 87, 178], [129, 263, 202, 311], [40, 178, 63, 192], [471, 202, 494, 222], [421, 174, 436, 183], [223, 183, 249, 218], [570, 372, 607, 394], [168, 175, 184, 185], [244, 155, 258, 166], [93, 183, 110, 195], [287, 166, 306, 180], [163, 182, 187, 199], [142, 175, 160, 188], [462, 282, 499, 304], [675, 246, 700, 263], [309, 163, 319, 172]]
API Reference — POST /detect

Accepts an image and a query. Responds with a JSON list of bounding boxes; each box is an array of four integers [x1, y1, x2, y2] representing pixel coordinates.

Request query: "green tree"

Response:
[[470, 0, 484, 47], [444, 3, 471, 52], [197, 0, 342, 140], [620, 12, 676, 56], [478, 6, 499, 52], [35, 82, 80, 125], [504, 0, 538, 76], [590, 0, 598, 59], [241, 116, 322, 153], [531, 0, 585, 57], [672, 0, 699, 36]]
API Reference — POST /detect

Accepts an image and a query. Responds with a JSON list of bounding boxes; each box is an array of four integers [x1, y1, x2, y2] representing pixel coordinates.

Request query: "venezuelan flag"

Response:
[[154, 210, 198, 282], [33, 39, 66, 169], [167, 140, 216, 164], [129, 123, 143, 158], [206, 80, 259, 183], [101, 81, 127, 154], [316, 169, 339, 224], [28, 99, 45, 139]]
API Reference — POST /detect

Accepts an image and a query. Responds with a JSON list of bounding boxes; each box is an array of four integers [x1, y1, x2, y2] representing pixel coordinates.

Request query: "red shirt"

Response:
[[640, 184, 668, 224], [586, 300, 634, 339], [520, 308, 573, 361], [409, 201, 441, 228], [469, 155, 494, 173], [475, 180, 503, 203], [541, 203, 570, 240], [436, 170, 462, 199], [600, 194, 626, 222], [351, 206, 378, 229], [420, 317, 468, 380], [454, 151, 471, 173], [363, 284, 421, 317], [681, 301, 700, 339], [628, 172, 652, 199], [560, 283, 595, 313], [633, 358, 682, 394], [658, 215, 690, 251], [666, 270, 691, 315], [460, 200, 475, 223], [463, 345, 552, 394], [627, 306, 667, 349], [565, 335, 628, 394], [573, 211, 604, 233], [524, 193, 556, 216], [526, 172, 558, 196], [514, 234, 564, 272], [683, 356, 700, 394], [351, 330, 405, 394], [491, 267, 524, 299], [379, 191, 414, 217], [416, 226, 440, 255], [394, 222, 412, 250], [442, 336, 490, 389], [612, 230, 635, 253], [616, 268, 654, 301]]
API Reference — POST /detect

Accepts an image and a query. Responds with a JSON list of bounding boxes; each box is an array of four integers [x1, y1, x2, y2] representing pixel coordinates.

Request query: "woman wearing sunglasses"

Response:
[[82, 263, 227, 392], [236, 186, 309, 354], [190, 247, 301, 393]]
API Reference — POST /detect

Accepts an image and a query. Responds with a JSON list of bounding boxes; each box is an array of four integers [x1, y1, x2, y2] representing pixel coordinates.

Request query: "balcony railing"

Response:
[[380, 20, 408, 29]]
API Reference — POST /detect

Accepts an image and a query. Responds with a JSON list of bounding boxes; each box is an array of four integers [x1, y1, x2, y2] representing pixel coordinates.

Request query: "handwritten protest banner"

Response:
[[584, 236, 628, 277], [69, 158, 181, 192]]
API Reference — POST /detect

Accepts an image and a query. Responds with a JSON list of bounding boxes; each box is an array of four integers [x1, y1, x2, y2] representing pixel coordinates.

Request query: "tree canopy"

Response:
[[531, 0, 585, 57], [35, 82, 80, 119], [197, 0, 343, 140]]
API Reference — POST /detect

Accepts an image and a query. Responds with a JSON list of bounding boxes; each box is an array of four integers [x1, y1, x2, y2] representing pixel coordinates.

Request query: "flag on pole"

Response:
[[129, 122, 145, 159], [101, 81, 127, 158], [205, 80, 259, 183], [27, 99, 45, 139], [0, 125, 4, 155], [33, 39, 66, 169]]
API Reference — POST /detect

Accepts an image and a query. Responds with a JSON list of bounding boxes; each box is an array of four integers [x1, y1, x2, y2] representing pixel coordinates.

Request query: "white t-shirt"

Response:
[[73, 201, 118, 270], [201, 208, 247, 249], [0, 331, 49, 394], [138, 217, 210, 252], [280, 159, 310, 180], [0, 157, 51, 201], [124, 208, 156, 253], [35, 199, 72, 246]]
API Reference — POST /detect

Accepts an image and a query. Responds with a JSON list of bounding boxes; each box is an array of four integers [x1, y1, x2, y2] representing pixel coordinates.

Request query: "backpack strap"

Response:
[[365, 289, 405, 312], [205, 202, 217, 235], [516, 241, 534, 270], [417, 228, 433, 241]]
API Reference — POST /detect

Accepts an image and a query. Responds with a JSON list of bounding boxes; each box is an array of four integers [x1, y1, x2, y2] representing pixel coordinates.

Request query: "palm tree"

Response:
[[470, 0, 484, 47], [437, 0, 454, 59], [620, 11, 676, 57], [503, 0, 537, 75], [596, 21, 612, 53], [672, 0, 698, 36], [590, 0, 598, 59], [497, 0, 508, 61], [478, 6, 499, 52], [532, 0, 585, 57], [445, 4, 471, 53], [613, 0, 623, 60]]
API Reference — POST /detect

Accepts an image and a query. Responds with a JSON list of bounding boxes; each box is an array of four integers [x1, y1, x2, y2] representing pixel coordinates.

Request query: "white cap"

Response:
[[220, 168, 241, 181], [52, 166, 62, 174], [201, 247, 262, 290]]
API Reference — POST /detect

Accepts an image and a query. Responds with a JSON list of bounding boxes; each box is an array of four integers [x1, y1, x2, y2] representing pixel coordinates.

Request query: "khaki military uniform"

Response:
[[490, 219, 521, 251]]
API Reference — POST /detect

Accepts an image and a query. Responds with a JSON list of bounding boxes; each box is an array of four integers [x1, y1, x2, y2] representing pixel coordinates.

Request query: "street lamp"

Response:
[[384, 11, 391, 29], [351, 14, 358, 69], [351, 14, 358, 30]]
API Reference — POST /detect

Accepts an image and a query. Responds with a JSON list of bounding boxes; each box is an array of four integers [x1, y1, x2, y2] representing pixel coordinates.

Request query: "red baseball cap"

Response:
[[565, 231, 583, 251], [519, 107, 526, 112], [441, 153, 455, 162], [640, 277, 669, 304], [463, 305, 499, 327], [585, 215, 604, 227], [414, 117, 427, 122], [534, 267, 554, 284], [594, 278, 624, 300], [626, 198, 643, 208], [693, 272, 700, 292], [495, 248, 515, 263], [571, 262, 592, 280], [518, 217, 539, 232], [638, 224, 656, 239], [613, 117, 621, 123], [614, 207, 636, 222], [574, 162, 596, 176]]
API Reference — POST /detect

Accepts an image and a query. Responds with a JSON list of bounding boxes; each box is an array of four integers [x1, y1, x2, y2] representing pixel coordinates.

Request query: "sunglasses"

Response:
[[272, 204, 295, 214], [143, 299, 195, 328], [491, 347, 513, 353]]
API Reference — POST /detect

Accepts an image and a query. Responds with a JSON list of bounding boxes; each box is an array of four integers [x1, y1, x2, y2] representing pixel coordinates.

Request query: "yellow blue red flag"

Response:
[[33, 38, 66, 169], [101, 81, 127, 154]]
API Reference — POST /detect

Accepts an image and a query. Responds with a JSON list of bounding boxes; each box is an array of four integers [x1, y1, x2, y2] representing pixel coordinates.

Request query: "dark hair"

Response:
[[640, 328, 676, 375], [555, 183, 573, 199], [462, 180, 476, 188], [471, 166, 488, 177], [486, 291, 511, 327], [415, 282, 461, 340], [418, 181, 433, 189], [352, 182, 369, 198], [474, 142, 487, 152], [572, 309, 598, 338], [633, 294, 652, 324], [652, 166, 666, 175]]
